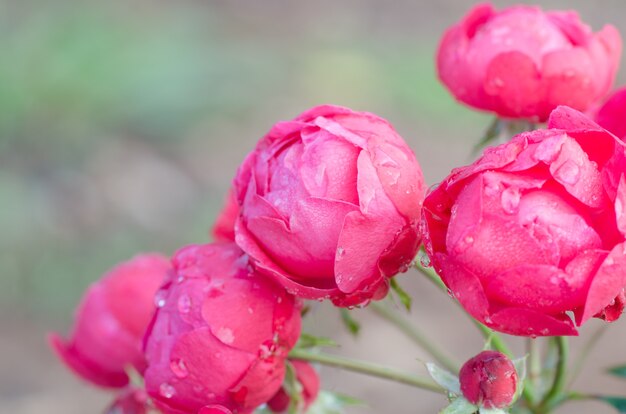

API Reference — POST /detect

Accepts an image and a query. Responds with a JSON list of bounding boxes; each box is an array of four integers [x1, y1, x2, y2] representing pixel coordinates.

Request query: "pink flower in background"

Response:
[[422, 106, 626, 336], [459, 351, 518, 409], [594, 86, 626, 140], [267, 361, 320, 413], [212, 189, 239, 242], [49, 253, 170, 388], [437, 3, 621, 122], [143, 243, 301, 414], [234, 105, 426, 307]]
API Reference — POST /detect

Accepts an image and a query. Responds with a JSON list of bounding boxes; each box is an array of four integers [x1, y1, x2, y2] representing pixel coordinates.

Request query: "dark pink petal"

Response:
[[579, 242, 626, 324], [489, 308, 577, 336], [483, 51, 543, 119], [595, 87, 626, 139]]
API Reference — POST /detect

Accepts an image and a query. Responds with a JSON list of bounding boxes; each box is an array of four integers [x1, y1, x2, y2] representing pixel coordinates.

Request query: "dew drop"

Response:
[[155, 290, 168, 308], [501, 187, 521, 214], [554, 160, 581, 185], [337, 246, 345, 257], [216, 327, 235, 345], [177, 294, 192, 314], [419, 253, 431, 268], [159, 383, 175, 399], [170, 358, 189, 379]]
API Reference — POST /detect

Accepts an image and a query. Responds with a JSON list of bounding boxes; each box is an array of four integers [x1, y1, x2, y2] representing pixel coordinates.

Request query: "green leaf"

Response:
[[339, 309, 360, 336], [512, 356, 528, 402], [306, 390, 366, 414], [284, 361, 303, 414], [440, 397, 477, 414], [296, 333, 339, 349], [390, 278, 412, 311], [426, 362, 461, 395], [479, 408, 509, 414], [608, 365, 626, 378], [600, 396, 626, 412]]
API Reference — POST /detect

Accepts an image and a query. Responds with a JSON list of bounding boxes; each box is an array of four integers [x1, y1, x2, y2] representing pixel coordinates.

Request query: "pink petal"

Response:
[[579, 242, 626, 324], [489, 308, 577, 336]]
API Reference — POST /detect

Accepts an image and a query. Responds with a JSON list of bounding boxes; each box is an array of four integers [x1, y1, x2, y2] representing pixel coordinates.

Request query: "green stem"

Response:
[[370, 301, 459, 373], [537, 337, 569, 413], [414, 262, 513, 357], [414, 261, 537, 406], [288, 348, 445, 394], [525, 338, 540, 406], [567, 324, 607, 388]]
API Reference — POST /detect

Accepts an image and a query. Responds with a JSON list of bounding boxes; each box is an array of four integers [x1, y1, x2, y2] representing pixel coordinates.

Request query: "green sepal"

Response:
[[426, 362, 461, 395], [390, 278, 412, 311], [339, 309, 360, 336], [440, 397, 477, 414], [306, 390, 366, 414], [295, 333, 339, 349]]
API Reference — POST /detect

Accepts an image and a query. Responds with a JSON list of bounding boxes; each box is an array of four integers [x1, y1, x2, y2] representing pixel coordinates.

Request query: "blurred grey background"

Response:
[[2, 0, 626, 413]]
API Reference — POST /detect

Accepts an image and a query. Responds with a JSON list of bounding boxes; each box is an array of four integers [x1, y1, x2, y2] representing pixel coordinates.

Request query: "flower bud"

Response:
[[49, 253, 170, 388], [459, 351, 518, 409]]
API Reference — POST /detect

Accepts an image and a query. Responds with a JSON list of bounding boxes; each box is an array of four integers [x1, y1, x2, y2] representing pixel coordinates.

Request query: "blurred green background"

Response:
[[2, 0, 626, 413]]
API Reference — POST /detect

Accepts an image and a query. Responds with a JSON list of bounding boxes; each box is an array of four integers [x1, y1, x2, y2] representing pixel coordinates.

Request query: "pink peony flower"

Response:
[[594, 86, 626, 140], [212, 189, 239, 242], [49, 253, 170, 388], [143, 243, 302, 414], [437, 3, 621, 122], [233, 105, 426, 307], [422, 106, 626, 336], [459, 351, 518, 409], [267, 361, 320, 413]]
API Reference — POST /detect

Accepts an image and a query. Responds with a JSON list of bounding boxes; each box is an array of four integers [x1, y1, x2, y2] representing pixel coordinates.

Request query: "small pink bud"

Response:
[[459, 351, 518, 409]]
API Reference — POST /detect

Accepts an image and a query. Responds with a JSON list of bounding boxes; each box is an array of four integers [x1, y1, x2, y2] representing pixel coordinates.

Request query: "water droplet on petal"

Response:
[[501, 187, 521, 214], [216, 327, 235, 345], [170, 358, 189, 378], [419, 252, 431, 268], [159, 383, 175, 399], [177, 294, 192, 314], [155, 290, 168, 308], [554, 160, 581, 185]]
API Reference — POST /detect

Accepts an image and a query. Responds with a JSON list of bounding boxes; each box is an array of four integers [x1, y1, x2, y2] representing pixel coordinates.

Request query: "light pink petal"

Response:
[[367, 137, 425, 220], [235, 218, 338, 299], [299, 133, 360, 203], [547, 135, 604, 208]]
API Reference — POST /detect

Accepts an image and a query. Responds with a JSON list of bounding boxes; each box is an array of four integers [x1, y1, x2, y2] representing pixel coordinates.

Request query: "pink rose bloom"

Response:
[[422, 106, 626, 336], [267, 361, 320, 413], [234, 105, 426, 307], [143, 243, 302, 414], [459, 351, 518, 409], [437, 3, 621, 122], [49, 253, 170, 388], [595, 86, 626, 140], [212, 189, 239, 242]]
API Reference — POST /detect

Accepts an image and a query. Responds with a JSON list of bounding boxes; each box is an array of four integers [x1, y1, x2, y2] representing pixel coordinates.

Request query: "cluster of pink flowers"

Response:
[[50, 2, 626, 413]]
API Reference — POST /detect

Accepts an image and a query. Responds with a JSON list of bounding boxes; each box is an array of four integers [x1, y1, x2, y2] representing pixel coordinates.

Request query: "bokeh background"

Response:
[[2, 0, 626, 413]]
